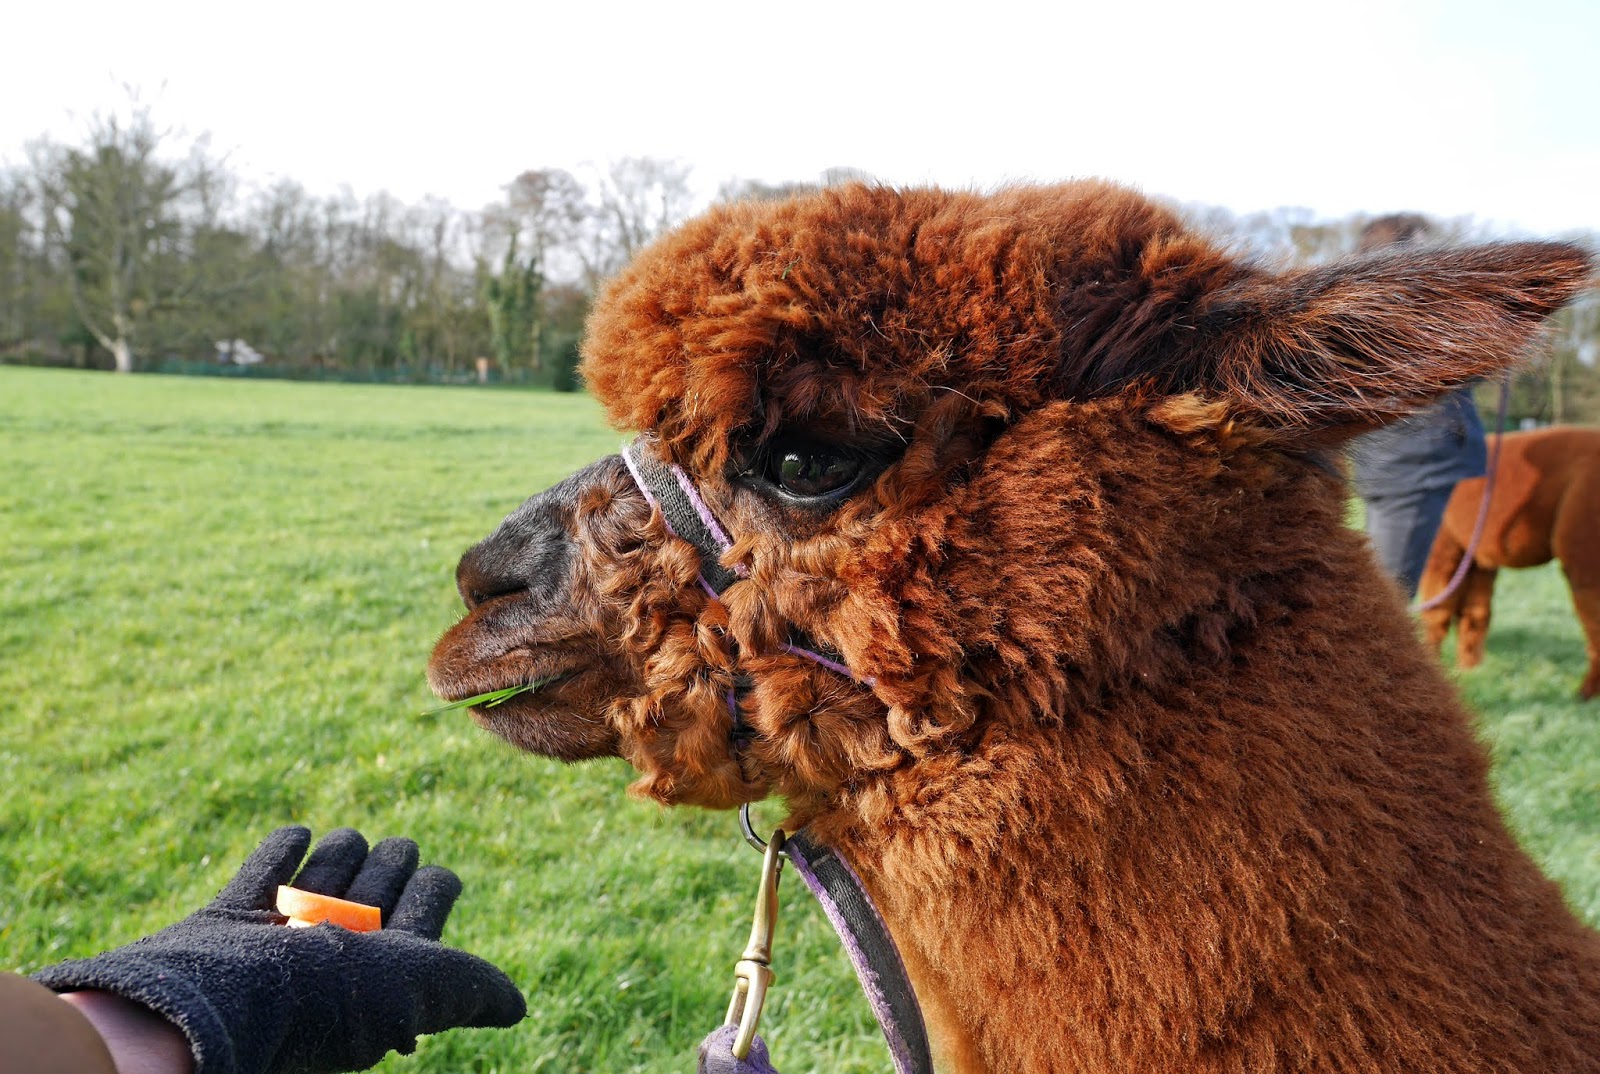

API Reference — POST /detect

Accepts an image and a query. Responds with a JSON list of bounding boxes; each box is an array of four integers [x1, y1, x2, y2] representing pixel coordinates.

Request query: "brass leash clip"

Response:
[[725, 822, 786, 1060]]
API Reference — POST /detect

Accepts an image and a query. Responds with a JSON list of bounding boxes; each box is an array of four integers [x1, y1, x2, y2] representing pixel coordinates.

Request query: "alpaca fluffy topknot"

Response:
[[582, 182, 1230, 466], [583, 183, 1590, 461]]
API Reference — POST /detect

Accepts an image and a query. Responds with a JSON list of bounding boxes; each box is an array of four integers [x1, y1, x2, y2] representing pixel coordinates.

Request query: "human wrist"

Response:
[[59, 991, 195, 1074]]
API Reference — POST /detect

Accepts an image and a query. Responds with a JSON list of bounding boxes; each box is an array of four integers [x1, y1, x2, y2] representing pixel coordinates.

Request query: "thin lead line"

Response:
[[625, 438, 866, 685]]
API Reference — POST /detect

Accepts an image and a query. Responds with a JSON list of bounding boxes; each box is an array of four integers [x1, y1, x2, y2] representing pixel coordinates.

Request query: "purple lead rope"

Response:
[[669, 463, 744, 567], [620, 441, 733, 600], [1413, 376, 1512, 614], [780, 836, 929, 1074], [697, 1024, 781, 1074]]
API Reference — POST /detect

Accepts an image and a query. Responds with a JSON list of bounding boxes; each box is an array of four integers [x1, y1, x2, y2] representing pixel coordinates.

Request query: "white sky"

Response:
[[4, 0, 1597, 236]]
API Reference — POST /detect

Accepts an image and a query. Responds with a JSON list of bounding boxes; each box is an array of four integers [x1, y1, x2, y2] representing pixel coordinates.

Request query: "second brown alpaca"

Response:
[[1421, 423, 1600, 698], [430, 183, 1600, 1072]]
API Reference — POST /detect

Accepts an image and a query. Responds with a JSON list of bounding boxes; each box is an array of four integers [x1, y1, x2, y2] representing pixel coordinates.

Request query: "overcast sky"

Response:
[[5, 0, 1596, 236]]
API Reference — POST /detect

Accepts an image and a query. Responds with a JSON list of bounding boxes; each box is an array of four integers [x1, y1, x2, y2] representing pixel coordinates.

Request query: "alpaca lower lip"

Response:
[[463, 670, 620, 762]]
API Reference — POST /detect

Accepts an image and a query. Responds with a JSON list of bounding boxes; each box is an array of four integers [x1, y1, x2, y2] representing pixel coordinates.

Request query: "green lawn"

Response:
[[2, 367, 1596, 1072]]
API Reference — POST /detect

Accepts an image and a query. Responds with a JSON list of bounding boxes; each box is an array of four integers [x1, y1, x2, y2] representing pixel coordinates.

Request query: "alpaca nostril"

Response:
[[463, 583, 501, 610], [455, 512, 573, 612], [456, 550, 533, 610], [455, 553, 508, 610], [453, 456, 619, 614]]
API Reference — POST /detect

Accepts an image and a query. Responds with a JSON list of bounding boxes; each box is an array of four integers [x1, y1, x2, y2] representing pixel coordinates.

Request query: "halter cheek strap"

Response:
[[619, 438, 870, 685], [621, 438, 747, 596]]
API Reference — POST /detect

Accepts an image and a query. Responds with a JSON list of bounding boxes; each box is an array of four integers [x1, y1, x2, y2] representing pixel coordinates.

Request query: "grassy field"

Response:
[[2, 366, 1596, 1072]]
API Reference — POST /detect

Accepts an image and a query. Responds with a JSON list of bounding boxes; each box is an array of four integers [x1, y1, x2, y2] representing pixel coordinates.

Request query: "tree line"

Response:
[[3, 105, 1596, 421], [0, 108, 709, 388]]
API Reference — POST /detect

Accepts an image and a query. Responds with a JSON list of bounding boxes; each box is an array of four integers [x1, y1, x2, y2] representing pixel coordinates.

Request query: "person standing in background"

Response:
[[1347, 213, 1489, 598]]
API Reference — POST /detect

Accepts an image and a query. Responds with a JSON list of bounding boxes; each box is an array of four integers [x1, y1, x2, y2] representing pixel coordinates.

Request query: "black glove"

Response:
[[33, 826, 526, 1074]]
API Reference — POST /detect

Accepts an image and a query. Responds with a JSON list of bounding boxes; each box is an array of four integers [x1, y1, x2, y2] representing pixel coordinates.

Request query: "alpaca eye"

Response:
[[772, 449, 861, 497]]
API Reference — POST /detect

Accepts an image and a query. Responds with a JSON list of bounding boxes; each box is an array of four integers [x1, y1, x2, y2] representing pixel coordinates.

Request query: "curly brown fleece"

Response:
[[429, 181, 1600, 1073]]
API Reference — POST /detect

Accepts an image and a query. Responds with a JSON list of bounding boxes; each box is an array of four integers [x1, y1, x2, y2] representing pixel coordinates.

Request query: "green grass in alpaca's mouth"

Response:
[[420, 678, 559, 715]]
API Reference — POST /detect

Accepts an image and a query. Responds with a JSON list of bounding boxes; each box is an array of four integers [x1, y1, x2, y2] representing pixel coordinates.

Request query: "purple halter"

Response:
[[621, 437, 932, 1074], [619, 438, 870, 686]]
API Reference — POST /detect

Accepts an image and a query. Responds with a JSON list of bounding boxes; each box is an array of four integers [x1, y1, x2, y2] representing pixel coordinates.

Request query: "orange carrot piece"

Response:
[[275, 885, 382, 931]]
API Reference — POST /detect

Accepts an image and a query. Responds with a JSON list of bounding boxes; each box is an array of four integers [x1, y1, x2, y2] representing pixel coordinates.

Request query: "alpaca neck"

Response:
[[810, 569, 1600, 1073]]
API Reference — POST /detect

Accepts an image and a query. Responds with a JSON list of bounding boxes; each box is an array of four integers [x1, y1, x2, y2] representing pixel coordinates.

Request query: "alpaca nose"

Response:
[[455, 497, 573, 612]]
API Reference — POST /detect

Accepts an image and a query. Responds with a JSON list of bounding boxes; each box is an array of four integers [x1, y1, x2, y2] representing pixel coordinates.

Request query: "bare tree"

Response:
[[0, 167, 44, 354], [481, 231, 541, 376], [579, 156, 693, 288], [504, 168, 585, 270], [714, 167, 878, 208], [819, 165, 878, 188], [31, 105, 219, 372], [469, 169, 586, 375], [409, 196, 478, 374], [1544, 289, 1600, 424]]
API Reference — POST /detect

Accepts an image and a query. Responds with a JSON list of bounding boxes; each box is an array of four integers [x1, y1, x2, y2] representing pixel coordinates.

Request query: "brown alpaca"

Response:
[[428, 183, 1600, 1073], [1420, 424, 1600, 699]]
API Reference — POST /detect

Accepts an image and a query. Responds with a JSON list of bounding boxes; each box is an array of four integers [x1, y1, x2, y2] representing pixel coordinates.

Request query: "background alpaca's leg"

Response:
[[1419, 526, 1467, 650], [1569, 584, 1600, 701], [1455, 563, 1499, 669], [1552, 476, 1600, 700]]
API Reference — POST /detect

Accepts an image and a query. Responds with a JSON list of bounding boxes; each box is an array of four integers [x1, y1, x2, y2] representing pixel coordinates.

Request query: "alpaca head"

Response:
[[428, 182, 1592, 812]]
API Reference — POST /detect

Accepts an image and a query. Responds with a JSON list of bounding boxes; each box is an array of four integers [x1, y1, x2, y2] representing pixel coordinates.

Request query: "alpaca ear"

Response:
[[1169, 242, 1593, 438]]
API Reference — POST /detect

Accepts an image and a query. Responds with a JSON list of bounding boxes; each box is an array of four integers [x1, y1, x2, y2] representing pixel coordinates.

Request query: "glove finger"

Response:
[[386, 864, 462, 939], [290, 827, 370, 895], [343, 836, 420, 918], [412, 944, 528, 1030], [213, 826, 312, 911]]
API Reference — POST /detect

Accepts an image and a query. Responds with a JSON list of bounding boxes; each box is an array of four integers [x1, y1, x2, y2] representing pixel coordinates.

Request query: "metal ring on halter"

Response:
[[739, 802, 770, 852]]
